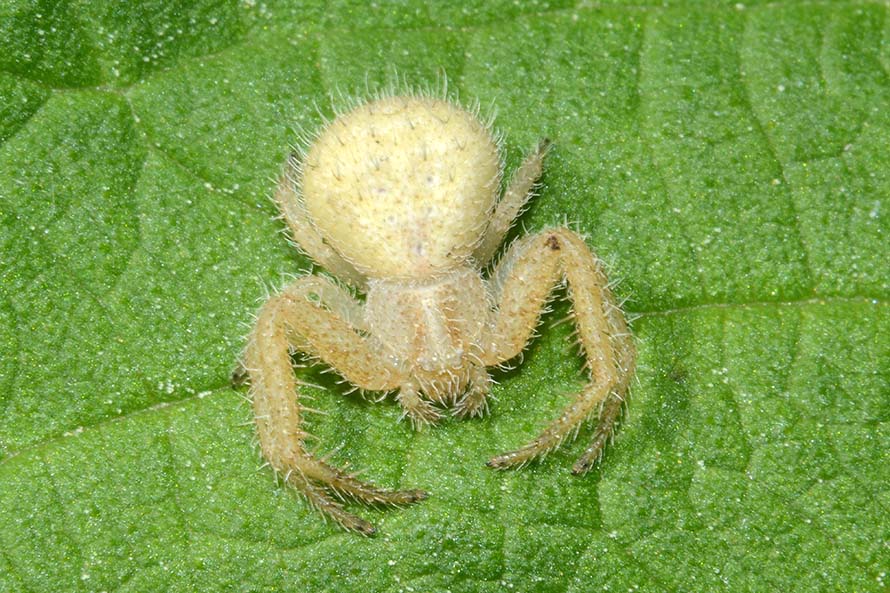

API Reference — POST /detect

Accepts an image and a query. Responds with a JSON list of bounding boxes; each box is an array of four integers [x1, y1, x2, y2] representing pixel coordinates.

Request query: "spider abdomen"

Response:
[[300, 97, 501, 279]]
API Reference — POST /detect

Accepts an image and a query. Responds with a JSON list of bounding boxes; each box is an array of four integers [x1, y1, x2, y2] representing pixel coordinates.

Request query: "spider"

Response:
[[240, 93, 636, 535]]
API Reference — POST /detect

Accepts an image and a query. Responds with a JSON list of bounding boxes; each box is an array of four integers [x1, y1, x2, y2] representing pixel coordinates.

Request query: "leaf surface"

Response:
[[1, 1, 888, 591]]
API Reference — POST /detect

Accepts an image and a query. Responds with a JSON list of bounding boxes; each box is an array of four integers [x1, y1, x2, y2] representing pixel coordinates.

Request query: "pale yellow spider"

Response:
[[240, 94, 636, 535]]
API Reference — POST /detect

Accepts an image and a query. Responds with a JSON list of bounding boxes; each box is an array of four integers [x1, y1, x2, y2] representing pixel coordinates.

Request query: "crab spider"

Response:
[[240, 94, 636, 535]]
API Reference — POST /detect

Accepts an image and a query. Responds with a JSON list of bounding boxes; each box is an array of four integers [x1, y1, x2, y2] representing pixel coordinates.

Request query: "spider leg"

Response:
[[275, 154, 367, 289], [453, 364, 493, 418], [473, 139, 551, 266], [396, 380, 442, 428], [244, 275, 426, 535], [483, 228, 636, 473]]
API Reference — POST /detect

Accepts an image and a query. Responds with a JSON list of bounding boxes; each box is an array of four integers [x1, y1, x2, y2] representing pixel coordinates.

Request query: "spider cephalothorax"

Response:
[[241, 93, 636, 535]]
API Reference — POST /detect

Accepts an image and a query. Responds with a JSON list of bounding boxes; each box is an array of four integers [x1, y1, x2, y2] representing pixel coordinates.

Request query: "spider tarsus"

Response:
[[405, 403, 442, 429], [370, 487, 429, 506], [572, 409, 620, 474], [341, 513, 377, 536], [453, 392, 488, 419], [400, 488, 429, 503], [571, 446, 603, 475], [398, 389, 442, 428], [452, 403, 486, 419], [486, 451, 521, 470], [295, 468, 426, 534], [331, 487, 426, 535]]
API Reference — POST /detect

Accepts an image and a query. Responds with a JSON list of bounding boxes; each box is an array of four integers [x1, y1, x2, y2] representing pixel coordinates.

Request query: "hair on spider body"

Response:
[[238, 86, 636, 535]]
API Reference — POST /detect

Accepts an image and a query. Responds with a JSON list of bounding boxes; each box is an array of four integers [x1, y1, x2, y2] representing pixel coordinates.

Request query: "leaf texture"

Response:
[[1, 1, 888, 591]]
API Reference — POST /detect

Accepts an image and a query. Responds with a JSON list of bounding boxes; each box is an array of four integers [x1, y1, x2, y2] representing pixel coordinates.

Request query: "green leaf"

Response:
[[1, 1, 888, 591]]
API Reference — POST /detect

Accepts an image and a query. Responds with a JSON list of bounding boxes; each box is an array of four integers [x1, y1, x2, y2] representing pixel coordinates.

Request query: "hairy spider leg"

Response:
[[245, 275, 427, 535], [474, 139, 551, 266], [453, 363, 494, 418], [483, 228, 636, 472]]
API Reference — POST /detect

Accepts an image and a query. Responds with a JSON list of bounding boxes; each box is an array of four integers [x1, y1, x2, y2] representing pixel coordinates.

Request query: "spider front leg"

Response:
[[484, 228, 636, 473], [244, 275, 426, 535]]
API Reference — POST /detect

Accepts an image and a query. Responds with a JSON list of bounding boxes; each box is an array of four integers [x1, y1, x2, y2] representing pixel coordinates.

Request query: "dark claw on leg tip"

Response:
[[409, 489, 429, 502]]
